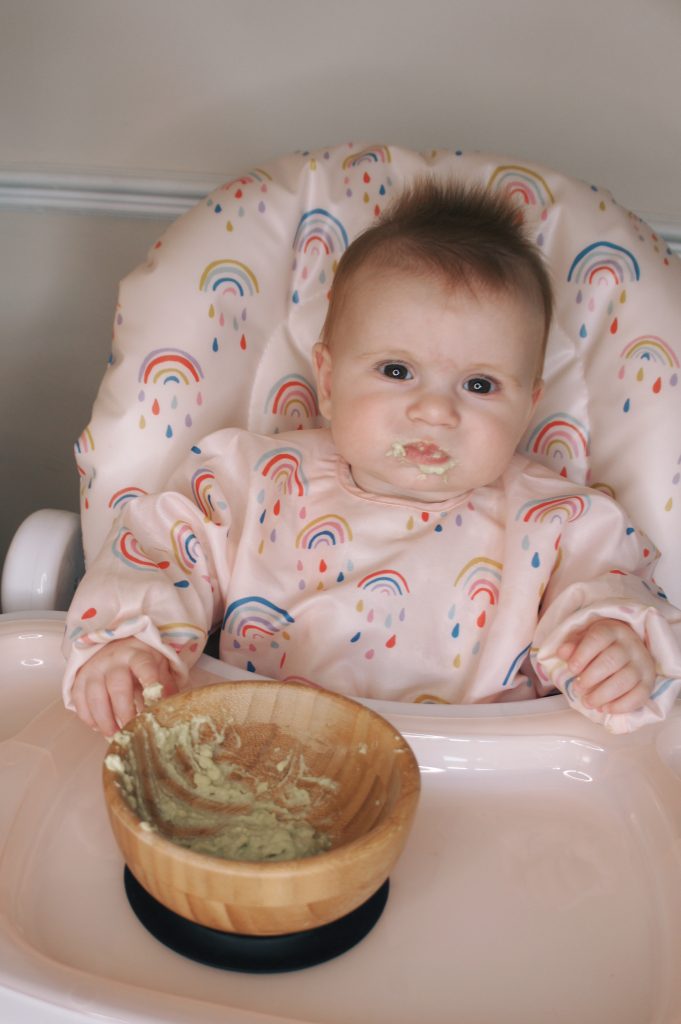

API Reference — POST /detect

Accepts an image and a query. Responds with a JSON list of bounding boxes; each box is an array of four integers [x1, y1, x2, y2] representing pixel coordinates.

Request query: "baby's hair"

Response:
[[321, 178, 554, 361]]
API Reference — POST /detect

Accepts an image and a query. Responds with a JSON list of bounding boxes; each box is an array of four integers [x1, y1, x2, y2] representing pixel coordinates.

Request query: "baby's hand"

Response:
[[557, 618, 656, 714], [70, 637, 179, 736]]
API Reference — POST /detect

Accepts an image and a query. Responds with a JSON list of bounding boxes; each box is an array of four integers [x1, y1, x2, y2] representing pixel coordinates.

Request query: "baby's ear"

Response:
[[312, 341, 333, 419]]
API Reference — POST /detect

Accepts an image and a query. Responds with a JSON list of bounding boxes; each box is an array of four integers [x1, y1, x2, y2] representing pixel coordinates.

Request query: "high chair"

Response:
[[1, 144, 680, 1024]]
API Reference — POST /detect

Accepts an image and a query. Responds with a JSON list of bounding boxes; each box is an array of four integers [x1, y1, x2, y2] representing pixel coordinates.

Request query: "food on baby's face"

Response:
[[385, 440, 456, 475], [105, 713, 337, 862]]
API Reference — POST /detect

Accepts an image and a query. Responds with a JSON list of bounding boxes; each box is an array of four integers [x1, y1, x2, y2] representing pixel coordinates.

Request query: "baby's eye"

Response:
[[463, 376, 497, 394], [379, 362, 413, 381]]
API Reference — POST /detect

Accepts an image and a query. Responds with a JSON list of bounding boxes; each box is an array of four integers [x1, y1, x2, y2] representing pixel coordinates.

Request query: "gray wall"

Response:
[[1, 210, 172, 570]]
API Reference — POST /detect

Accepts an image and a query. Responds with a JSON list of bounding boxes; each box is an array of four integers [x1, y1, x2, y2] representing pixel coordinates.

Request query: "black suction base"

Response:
[[124, 866, 389, 973]]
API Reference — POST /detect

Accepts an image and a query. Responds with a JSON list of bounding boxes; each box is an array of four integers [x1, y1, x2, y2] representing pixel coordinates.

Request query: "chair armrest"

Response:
[[1, 510, 84, 612]]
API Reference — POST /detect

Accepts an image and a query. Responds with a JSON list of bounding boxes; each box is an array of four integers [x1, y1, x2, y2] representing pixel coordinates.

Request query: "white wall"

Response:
[[1, 0, 680, 573]]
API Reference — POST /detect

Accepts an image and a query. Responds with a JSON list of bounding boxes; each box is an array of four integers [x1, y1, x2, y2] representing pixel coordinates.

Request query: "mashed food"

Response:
[[106, 713, 335, 862]]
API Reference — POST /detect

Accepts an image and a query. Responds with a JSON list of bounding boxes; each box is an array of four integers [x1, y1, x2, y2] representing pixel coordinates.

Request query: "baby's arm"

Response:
[[63, 437, 243, 726], [524, 470, 681, 731], [71, 637, 180, 736], [556, 618, 656, 714]]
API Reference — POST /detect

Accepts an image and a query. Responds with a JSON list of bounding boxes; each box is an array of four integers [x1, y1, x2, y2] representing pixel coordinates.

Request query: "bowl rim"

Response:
[[103, 678, 422, 877]]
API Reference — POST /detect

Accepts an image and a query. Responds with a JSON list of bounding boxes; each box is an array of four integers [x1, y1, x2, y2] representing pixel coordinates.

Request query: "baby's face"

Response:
[[314, 268, 544, 502]]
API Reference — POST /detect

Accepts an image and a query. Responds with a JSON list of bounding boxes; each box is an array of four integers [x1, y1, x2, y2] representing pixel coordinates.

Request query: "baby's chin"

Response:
[[351, 464, 466, 503]]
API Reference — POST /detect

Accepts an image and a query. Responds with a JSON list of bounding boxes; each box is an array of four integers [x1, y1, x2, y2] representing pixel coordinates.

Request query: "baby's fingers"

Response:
[[572, 643, 630, 698], [70, 671, 99, 731], [128, 649, 179, 703], [556, 638, 578, 664], [598, 679, 653, 715], [576, 661, 639, 710], [72, 669, 124, 737], [561, 621, 620, 676], [105, 665, 141, 732]]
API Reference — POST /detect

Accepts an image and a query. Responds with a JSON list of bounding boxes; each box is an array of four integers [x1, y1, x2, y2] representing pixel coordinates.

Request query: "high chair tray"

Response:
[[1, 614, 681, 1024]]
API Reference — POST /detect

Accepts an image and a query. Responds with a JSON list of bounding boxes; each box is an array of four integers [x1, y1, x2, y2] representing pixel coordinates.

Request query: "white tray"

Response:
[[1, 614, 681, 1024]]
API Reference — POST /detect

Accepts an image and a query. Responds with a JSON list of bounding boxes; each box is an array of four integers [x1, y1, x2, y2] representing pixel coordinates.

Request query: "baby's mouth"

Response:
[[386, 440, 457, 475]]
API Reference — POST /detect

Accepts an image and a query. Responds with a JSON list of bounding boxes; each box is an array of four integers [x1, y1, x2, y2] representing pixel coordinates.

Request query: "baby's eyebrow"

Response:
[[359, 349, 415, 360]]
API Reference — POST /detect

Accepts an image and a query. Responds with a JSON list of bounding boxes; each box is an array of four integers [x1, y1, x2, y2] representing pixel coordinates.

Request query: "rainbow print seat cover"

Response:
[[74, 143, 681, 607]]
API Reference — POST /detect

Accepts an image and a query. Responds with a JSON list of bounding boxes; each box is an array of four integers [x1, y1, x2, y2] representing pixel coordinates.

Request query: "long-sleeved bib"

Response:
[[63, 428, 681, 732]]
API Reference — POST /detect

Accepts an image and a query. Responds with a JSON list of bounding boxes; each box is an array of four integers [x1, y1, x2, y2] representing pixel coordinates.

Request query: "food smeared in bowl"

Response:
[[106, 712, 336, 862]]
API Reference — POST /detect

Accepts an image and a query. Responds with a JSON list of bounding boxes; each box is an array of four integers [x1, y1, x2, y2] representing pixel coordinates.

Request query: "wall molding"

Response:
[[0, 171, 222, 219], [1, 170, 680, 255]]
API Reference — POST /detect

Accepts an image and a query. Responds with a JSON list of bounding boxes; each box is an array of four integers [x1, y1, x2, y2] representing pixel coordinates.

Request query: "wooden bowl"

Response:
[[102, 680, 421, 936]]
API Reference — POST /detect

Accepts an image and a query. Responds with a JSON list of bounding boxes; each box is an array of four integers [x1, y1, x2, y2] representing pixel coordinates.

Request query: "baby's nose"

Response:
[[407, 389, 460, 426]]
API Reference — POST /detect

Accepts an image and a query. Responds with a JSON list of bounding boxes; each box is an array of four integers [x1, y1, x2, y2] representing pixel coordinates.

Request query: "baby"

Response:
[[63, 180, 681, 736]]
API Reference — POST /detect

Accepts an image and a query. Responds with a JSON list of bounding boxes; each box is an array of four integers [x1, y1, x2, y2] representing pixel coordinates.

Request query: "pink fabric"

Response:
[[63, 428, 681, 733]]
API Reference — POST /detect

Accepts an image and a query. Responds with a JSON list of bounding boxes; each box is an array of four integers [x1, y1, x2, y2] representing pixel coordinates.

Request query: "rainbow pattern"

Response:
[[191, 469, 219, 519], [77, 463, 96, 511], [487, 165, 555, 207], [108, 486, 147, 510], [111, 527, 162, 572], [265, 374, 319, 420], [293, 209, 349, 256], [198, 259, 260, 296], [342, 146, 392, 169], [138, 348, 204, 386], [220, 169, 273, 191], [454, 557, 503, 606], [357, 570, 410, 595], [170, 520, 200, 574], [296, 514, 353, 549], [74, 426, 95, 454], [159, 622, 207, 653], [525, 413, 590, 462], [567, 242, 641, 285], [591, 482, 616, 500], [255, 448, 308, 496], [501, 643, 533, 688], [223, 596, 294, 638], [619, 336, 679, 368], [516, 494, 591, 524]]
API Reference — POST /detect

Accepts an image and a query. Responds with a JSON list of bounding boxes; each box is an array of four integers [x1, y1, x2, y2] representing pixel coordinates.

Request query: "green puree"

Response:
[[106, 714, 335, 862]]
